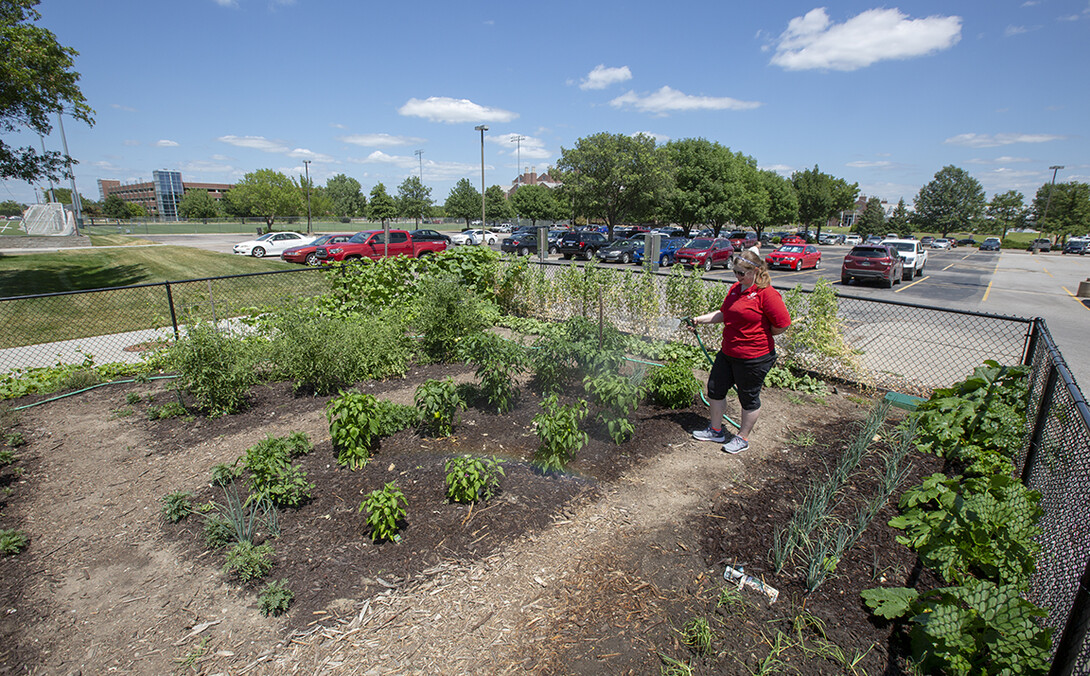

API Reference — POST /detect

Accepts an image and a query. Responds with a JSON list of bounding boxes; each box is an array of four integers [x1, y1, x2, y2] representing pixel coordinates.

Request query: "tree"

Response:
[[555, 132, 670, 238], [756, 170, 798, 239], [485, 185, 514, 224], [791, 165, 858, 240], [178, 189, 220, 219], [444, 178, 482, 227], [888, 198, 911, 237], [396, 176, 432, 226], [913, 165, 985, 238], [223, 169, 303, 228], [856, 197, 887, 238], [102, 194, 128, 219], [1032, 181, 1090, 242], [1, 0, 94, 183], [0, 200, 25, 217], [367, 183, 397, 227], [125, 202, 145, 219], [45, 186, 73, 204], [985, 190, 1025, 238], [510, 184, 559, 226], [325, 174, 366, 218]]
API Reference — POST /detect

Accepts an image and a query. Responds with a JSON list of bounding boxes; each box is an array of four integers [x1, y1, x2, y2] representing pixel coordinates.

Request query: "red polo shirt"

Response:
[[719, 283, 791, 359]]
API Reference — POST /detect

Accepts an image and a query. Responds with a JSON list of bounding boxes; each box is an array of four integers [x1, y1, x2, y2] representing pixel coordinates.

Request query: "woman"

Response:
[[689, 249, 791, 454]]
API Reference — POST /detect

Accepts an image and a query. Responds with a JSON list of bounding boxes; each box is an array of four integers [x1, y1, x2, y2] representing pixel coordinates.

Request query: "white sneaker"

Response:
[[721, 435, 750, 454], [692, 426, 727, 443]]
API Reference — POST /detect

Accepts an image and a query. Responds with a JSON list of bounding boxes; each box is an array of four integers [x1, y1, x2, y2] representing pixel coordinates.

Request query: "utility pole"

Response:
[[303, 160, 312, 235], [511, 135, 523, 227], [415, 149, 424, 182], [474, 125, 488, 227]]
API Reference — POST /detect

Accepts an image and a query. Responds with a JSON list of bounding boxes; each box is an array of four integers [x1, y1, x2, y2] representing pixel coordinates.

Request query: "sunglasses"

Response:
[[734, 266, 754, 277]]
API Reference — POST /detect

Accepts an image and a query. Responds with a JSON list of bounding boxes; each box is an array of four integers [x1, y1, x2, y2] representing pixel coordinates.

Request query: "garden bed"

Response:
[[0, 362, 940, 674]]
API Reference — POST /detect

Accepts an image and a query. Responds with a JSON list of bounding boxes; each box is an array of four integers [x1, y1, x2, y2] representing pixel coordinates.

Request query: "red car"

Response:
[[766, 244, 821, 271], [281, 233, 353, 266], [673, 237, 735, 272], [780, 234, 806, 245]]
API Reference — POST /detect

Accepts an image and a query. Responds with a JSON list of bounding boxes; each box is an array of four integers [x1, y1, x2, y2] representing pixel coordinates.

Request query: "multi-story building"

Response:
[[97, 171, 233, 221], [504, 167, 561, 199]]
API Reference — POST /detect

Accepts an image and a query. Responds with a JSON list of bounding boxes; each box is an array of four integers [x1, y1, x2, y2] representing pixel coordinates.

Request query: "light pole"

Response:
[[415, 149, 424, 182], [474, 125, 488, 227], [511, 135, 523, 227], [1041, 165, 1064, 238], [303, 160, 312, 234]]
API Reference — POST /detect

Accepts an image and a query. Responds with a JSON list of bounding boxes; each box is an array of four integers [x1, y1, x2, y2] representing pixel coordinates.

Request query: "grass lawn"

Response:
[[0, 247, 328, 348]]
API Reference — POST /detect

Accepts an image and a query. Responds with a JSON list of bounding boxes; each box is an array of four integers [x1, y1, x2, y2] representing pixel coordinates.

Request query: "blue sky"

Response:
[[5, 0, 1088, 212]]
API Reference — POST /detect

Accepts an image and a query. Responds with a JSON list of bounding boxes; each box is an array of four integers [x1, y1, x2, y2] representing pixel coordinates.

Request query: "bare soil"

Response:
[[0, 362, 940, 675]]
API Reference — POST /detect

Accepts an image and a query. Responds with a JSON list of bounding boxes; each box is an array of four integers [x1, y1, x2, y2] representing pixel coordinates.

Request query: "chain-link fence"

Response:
[[1, 260, 1088, 670]]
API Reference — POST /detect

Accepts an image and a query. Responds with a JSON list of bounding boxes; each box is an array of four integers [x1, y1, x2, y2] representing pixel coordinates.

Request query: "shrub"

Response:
[[223, 541, 274, 581], [445, 455, 505, 503], [258, 579, 294, 617], [0, 529, 29, 555], [166, 323, 257, 417], [360, 481, 407, 542], [160, 490, 193, 523], [414, 378, 465, 437], [243, 434, 314, 508], [458, 332, 528, 414], [532, 395, 589, 472], [645, 360, 701, 409], [413, 275, 490, 363]]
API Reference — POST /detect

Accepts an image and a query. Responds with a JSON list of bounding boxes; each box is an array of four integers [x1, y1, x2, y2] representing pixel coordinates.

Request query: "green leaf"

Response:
[[861, 587, 918, 619]]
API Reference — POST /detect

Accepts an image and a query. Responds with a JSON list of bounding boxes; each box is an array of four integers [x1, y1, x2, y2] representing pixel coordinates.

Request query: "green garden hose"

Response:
[[9, 375, 179, 411]]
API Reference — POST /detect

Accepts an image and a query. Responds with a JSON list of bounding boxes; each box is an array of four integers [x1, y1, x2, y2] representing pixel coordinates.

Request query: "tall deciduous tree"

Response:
[[555, 132, 669, 238], [102, 194, 127, 219], [396, 176, 432, 226], [1032, 181, 1090, 242], [856, 197, 887, 238], [485, 185, 514, 224], [444, 178, 482, 227], [367, 183, 397, 227], [755, 170, 799, 239], [1, 0, 94, 183], [791, 165, 858, 240], [888, 198, 911, 237], [178, 189, 220, 219], [325, 174, 366, 218], [985, 190, 1025, 238], [224, 169, 303, 228], [510, 184, 559, 226], [913, 165, 985, 238]]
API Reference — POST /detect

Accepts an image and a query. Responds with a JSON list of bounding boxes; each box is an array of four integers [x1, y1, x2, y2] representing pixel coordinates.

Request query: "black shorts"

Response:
[[707, 351, 777, 411]]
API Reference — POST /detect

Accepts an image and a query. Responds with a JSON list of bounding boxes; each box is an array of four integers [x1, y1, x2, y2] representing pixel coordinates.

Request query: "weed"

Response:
[[0, 449, 15, 467], [112, 407, 134, 418], [160, 490, 193, 523], [0, 529, 29, 555], [203, 515, 234, 549], [147, 401, 187, 419], [174, 636, 210, 669], [681, 617, 714, 655], [717, 584, 743, 610], [445, 455, 505, 503], [223, 541, 274, 581], [125, 392, 141, 405], [61, 367, 101, 390], [658, 653, 694, 676], [789, 431, 816, 447], [5, 431, 25, 447], [258, 579, 294, 617], [359, 481, 407, 542]]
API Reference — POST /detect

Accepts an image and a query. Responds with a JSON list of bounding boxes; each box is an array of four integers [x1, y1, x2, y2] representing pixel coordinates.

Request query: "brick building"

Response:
[[97, 170, 233, 221]]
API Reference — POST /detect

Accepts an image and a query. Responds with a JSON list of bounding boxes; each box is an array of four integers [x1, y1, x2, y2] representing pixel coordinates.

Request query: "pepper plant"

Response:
[[532, 395, 589, 472], [414, 377, 466, 437], [360, 481, 408, 542], [445, 455, 505, 503]]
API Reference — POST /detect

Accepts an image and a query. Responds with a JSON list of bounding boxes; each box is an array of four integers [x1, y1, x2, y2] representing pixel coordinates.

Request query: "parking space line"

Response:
[[1061, 287, 1090, 313], [894, 275, 930, 292], [983, 281, 993, 302], [1043, 266, 1053, 278]]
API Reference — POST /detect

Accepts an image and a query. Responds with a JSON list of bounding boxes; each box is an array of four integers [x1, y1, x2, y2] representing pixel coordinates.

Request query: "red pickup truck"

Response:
[[315, 229, 447, 263]]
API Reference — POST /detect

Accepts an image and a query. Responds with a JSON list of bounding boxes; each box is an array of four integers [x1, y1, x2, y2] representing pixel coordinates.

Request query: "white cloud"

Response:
[[339, 133, 426, 147], [287, 148, 335, 162], [212, 0, 237, 6], [122, 139, 140, 147], [966, 156, 1032, 164], [154, 139, 179, 147], [580, 65, 633, 90], [632, 131, 671, 144], [398, 97, 518, 124], [92, 160, 123, 172], [1004, 25, 1039, 36], [110, 103, 137, 113], [770, 8, 962, 71], [217, 135, 289, 153], [179, 160, 234, 174], [759, 163, 794, 175], [846, 160, 892, 168], [486, 133, 550, 159], [945, 132, 1064, 148], [609, 86, 761, 115], [351, 151, 479, 181]]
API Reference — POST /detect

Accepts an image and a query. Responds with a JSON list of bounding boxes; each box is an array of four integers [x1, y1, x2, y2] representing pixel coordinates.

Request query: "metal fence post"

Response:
[[1023, 317, 1041, 366], [164, 281, 179, 340]]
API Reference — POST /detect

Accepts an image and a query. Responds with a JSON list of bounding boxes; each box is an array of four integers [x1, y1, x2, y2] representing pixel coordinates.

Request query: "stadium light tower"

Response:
[[303, 160, 312, 234], [415, 149, 423, 181], [474, 125, 488, 226]]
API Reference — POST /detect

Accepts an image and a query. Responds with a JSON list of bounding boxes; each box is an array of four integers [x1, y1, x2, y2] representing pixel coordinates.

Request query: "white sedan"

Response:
[[233, 232, 315, 257], [448, 229, 498, 246]]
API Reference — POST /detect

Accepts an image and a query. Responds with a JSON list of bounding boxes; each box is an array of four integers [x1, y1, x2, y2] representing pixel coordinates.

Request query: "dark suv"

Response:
[[558, 231, 608, 259], [841, 244, 904, 288], [1062, 239, 1089, 255]]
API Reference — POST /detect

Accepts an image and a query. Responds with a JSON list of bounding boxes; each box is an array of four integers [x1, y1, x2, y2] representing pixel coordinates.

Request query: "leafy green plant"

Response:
[[0, 529, 29, 555], [862, 580, 1051, 675], [223, 541, 274, 581], [211, 462, 239, 487], [764, 365, 825, 394], [6, 431, 26, 447], [203, 515, 234, 549], [258, 579, 294, 617], [359, 481, 407, 542], [0, 449, 15, 467], [242, 434, 314, 508], [890, 473, 1042, 589], [326, 391, 385, 469], [532, 395, 589, 472], [583, 373, 642, 444], [413, 275, 490, 363], [645, 359, 701, 409], [147, 401, 187, 419], [160, 490, 193, 523], [913, 361, 1030, 476], [681, 617, 713, 655], [165, 323, 257, 417], [414, 378, 466, 437], [781, 279, 859, 373], [788, 431, 816, 447], [445, 455, 505, 503], [125, 392, 141, 405], [457, 332, 528, 413]]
